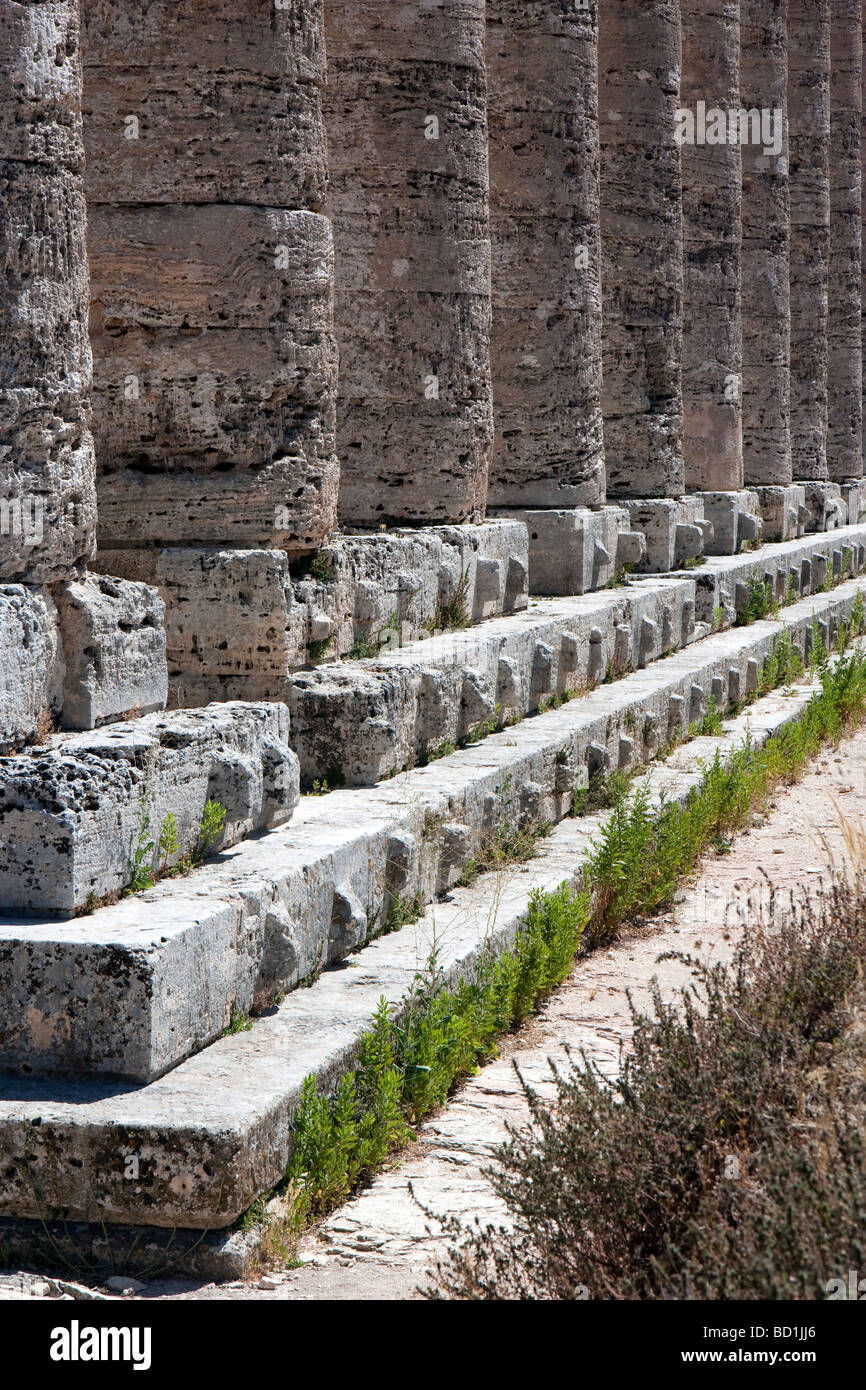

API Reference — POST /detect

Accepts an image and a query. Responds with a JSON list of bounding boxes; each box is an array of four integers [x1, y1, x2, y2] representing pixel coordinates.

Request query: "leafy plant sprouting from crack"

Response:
[[125, 798, 228, 899]]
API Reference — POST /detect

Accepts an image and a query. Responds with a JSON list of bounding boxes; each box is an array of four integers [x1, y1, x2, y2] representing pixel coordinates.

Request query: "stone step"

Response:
[[0, 703, 300, 916], [685, 520, 866, 625], [94, 519, 531, 708], [0, 657, 841, 1243], [288, 578, 700, 786], [0, 572, 167, 754], [288, 522, 866, 787], [0, 575, 862, 1084]]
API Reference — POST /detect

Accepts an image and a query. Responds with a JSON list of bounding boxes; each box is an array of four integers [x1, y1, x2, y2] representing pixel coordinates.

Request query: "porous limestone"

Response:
[[600, 0, 684, 496], [94, 521, 529, 706], [827, 0, 863, 481], [687, 520, 866, 625], [741, 0, 791, 488], [753, 484, 808, 542], [621, 498, 711, 573], [680, 0, 743, 493], [288, 581, 698, 786], [787, 0, 830, 482], [54, 574, 167, 729], [699, 491, 762, 556], [0, 703, 298, 915], [0, 586, 63, 752], [93, 548, 294, 709], [82, 0, 338, 553], [485, 0, 604, 509], [801, 480, 847, 532], [325, 0, 493, 525], [0, 616, 857, 1228], [0, 0, 97, 583], [490, 507, 644, 596]]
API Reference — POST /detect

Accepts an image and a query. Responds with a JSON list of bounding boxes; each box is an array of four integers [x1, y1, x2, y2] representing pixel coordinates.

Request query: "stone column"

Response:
[[82, 0, 338, 554], [325, 0, 492, 527], [599, 0, 684, 498], [787, 0, 830, 481], [828, 0, 863, 481], [741, 0, 791, 487], [484, 0, 604, 509], [0, 0, 97, 583], [680, 0, 743, 493]]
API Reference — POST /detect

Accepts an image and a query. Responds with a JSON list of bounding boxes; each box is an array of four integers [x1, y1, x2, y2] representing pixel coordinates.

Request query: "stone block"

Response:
[[289, 583, 696, 785], [700, 490, 763, 555], [842, 480, 866, 526], [492, 508, 620, 595], [623, 498, 709, 572], [800, 481, 847, 532], [94, 548, 293, 708], [82, 0, 326, 207], [0, 586, 63, 753], [0, 703, 298, 915], [754, 485, 807, 542], [54, 574, 167, 729]]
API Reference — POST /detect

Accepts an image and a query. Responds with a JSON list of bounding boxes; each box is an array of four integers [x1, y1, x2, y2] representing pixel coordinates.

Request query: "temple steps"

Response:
[[0, 642, 846, 1249], [0, 560, 861, 1086]]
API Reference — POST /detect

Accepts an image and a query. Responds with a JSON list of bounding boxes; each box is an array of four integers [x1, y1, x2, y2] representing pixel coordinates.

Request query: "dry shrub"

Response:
[[428, 868, 866, 1300]]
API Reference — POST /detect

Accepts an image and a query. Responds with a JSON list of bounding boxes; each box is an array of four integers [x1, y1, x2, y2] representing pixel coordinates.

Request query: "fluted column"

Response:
[[599, 0, 684, 497], [828, 0, 863, 480], [0, 0, 96, 582], [741, 0, 791, 486], [326, 0, 492, 527], [680, 0, 743, 493], [787, 0, 830, 480], [485, 0, 604, 509]]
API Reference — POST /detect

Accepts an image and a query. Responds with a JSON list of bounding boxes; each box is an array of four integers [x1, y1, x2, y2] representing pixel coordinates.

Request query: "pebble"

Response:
[[106, 1275, 147, 1294]]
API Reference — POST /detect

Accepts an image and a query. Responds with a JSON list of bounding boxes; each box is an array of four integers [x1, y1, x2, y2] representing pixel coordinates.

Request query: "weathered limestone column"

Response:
[[680, 0, 743, 493], [0, 0, 96, 582], [787, 0, 830, 481], [740, 0, 791, 487], [827, 0, 863, 481], [82, 0, 338, 554], [325, 0, 492, 526], [599, 0, 684, 497], [484, 0, 604, 509]]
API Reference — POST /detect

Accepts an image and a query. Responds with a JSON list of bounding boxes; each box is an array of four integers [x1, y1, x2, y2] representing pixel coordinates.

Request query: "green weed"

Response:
[[434, 571, 472, 632]]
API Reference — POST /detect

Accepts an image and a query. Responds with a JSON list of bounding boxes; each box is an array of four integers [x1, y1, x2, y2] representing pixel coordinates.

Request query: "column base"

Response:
[[696, 491, 763, 554], [490, 507, 646, 595], [797, 481, 847, 533], [841, 480, 866, 526], [752, 485, 807, 542], [620, 498, 711, 573]]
